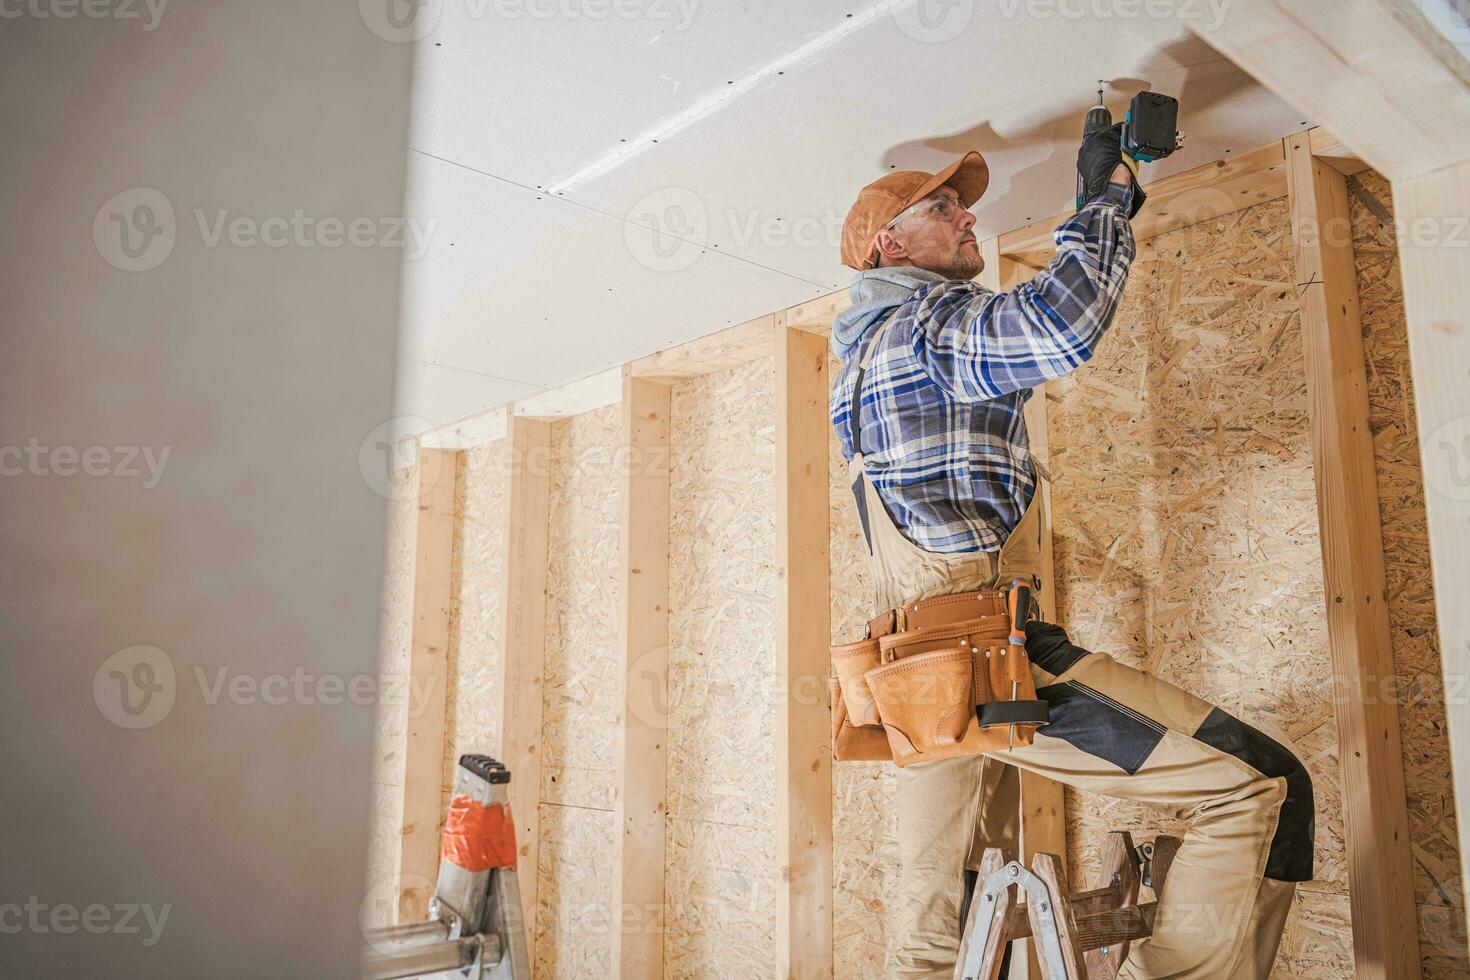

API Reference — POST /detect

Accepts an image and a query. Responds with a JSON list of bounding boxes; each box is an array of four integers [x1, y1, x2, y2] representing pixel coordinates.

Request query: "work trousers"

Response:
[[894, 625, 1313, 978], [853, 460, 1314, 978]]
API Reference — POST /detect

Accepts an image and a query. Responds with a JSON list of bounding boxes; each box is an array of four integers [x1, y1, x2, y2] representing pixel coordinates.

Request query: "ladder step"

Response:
[[998, 901, 1158, 951]]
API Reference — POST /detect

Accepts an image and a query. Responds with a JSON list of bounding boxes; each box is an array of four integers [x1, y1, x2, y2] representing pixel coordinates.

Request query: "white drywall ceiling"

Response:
[[395, 0, 1311, 428]]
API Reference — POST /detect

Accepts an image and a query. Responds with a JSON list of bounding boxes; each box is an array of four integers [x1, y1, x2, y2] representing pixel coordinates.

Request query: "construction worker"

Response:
[[831, 129, 1314, 978]]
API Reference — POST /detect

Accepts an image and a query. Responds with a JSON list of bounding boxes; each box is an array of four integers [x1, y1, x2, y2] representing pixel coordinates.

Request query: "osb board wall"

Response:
[[1046, 196, 1353, 974], [536, 404, 621, 978], [365, 456, 421, 929], [827, 362, 901, 979], [442, 441, 512, 813], [664, 356, 780, 977], [1349, 169, 1466, 975]]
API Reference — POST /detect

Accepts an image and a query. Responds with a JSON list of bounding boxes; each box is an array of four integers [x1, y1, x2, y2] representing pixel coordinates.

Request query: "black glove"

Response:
[[1076, 122, 1146, 218]]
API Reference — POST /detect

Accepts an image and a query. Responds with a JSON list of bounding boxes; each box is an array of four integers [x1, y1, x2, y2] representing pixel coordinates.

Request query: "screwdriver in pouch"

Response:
[[1006, 578, 1032, 749]]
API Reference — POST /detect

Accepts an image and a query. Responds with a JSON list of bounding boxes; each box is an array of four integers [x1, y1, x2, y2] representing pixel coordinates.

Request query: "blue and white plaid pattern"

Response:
[[831, 181, 1138, 553]]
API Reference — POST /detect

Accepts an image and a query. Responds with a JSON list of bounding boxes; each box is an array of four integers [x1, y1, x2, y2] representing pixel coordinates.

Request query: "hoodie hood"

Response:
[[831, 266, 949, 360]]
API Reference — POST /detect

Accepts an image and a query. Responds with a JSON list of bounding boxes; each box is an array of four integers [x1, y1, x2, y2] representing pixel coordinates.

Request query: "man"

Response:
[[831, 129, 1314, 978]]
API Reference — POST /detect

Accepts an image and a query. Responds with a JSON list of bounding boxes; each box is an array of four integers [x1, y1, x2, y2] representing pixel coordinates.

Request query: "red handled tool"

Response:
[[1006, 578, 1032, 748]]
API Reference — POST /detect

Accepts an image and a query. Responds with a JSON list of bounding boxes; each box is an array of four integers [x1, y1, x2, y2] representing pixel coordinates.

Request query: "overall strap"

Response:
[[849, 311, 897, 457], [848, 312, 899, 553]]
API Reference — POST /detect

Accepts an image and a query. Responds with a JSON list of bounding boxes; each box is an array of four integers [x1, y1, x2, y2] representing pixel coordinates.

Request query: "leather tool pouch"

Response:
[[830, 587, 1049, 767]]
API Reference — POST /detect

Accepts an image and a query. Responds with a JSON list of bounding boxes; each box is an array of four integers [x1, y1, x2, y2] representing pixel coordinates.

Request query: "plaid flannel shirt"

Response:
[[831, 180, 1138, 553]]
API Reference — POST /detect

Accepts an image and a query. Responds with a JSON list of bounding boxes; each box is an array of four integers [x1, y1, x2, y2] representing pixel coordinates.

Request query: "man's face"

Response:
[[875, 186, 982, 280]]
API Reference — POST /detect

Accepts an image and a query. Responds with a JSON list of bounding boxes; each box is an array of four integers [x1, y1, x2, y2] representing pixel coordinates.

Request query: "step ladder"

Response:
[[362, 755, 530, 980], [955, 831, 1181, 980]]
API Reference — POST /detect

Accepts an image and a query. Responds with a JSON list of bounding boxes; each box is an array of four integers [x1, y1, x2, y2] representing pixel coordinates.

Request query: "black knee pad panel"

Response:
[[1193, 707, 1315, 881], [1023, 620, 1090, 676]]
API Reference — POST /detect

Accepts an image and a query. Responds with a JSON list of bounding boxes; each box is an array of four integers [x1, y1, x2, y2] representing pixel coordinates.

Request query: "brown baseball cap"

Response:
[[839, 151, 990, 270]]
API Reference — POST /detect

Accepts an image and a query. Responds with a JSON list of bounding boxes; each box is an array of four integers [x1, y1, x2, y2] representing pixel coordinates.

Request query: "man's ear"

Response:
[[872, 228, 906, 263]]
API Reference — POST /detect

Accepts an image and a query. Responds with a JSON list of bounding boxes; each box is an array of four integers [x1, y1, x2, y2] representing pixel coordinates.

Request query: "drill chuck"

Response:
[[1083, 104, 1113, 138]]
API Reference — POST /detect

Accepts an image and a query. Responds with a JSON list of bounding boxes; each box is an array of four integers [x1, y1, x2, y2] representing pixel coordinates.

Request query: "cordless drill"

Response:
[[1075, 85, 1184, 208]]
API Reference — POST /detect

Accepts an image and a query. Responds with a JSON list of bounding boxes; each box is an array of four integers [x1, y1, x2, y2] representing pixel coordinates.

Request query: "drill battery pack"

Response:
[[1123, 91, 1181, 163]]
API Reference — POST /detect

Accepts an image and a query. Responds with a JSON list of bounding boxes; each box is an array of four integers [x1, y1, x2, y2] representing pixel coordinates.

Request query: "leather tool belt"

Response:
[[830, 580, 1050, 766]]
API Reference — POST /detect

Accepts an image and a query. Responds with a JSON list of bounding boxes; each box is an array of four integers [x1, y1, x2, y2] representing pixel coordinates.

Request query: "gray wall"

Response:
[[0, 3, 416, 976]]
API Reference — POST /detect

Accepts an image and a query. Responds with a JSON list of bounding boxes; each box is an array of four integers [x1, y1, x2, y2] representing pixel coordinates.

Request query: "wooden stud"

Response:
[[978, 237, 1003, 291], [496, 411, 552, 960], [1309, 128, 1371, 178], [1190, 2, 1470, 955], [775, 320, 834, 979], [612, 371, 672, 979], [1286, 131, 1420, 977], [398, 446, 460, 921], [1391, 156, 1470, 952]]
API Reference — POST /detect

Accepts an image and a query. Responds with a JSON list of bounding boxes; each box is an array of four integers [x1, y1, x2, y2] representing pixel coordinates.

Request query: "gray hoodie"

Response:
[[830, 266, 955, 360]]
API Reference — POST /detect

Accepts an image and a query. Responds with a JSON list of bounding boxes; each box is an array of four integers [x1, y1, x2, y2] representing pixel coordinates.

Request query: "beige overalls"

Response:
[[846, 327, 1311, 979]]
